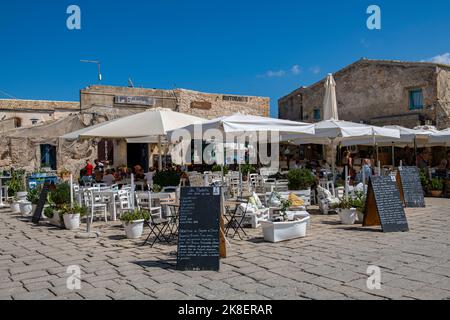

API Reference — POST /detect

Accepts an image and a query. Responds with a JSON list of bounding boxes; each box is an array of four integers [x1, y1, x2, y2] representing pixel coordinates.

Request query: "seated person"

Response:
[[102, 169, 116, 186], [435, 159, 448, 179]]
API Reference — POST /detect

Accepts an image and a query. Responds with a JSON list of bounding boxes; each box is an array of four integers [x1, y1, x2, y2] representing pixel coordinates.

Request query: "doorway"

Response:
[[40, 144, 57, 170], [127, 143, 149, 172]]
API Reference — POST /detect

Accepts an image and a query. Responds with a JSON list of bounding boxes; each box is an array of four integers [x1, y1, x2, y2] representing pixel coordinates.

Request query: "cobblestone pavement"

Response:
[[1, 198, 449, 300]]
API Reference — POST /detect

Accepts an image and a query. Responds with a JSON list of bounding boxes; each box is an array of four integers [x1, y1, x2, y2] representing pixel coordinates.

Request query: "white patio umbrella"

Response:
[[429, 128, 450, 146], [75, 108, 205, 171], [168, 113, 316, 192], [340, 125, 435, 165], [286, 120, 400, 180]]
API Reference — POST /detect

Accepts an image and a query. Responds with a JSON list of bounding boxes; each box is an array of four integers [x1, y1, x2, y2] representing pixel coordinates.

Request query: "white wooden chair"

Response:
[[135, 192, 162, 218], [82, 189, 108, 223]]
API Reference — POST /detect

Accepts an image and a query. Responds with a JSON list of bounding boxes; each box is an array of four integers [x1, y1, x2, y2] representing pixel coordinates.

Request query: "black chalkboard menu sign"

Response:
[[32, 185, 49, 224], [363, 176, 409, 233], [177, 187, 221, 271], [397, 166, 425, 208]]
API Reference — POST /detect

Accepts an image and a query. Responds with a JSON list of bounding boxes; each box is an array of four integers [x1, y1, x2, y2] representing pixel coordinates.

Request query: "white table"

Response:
[[0, 176, 11, 208]]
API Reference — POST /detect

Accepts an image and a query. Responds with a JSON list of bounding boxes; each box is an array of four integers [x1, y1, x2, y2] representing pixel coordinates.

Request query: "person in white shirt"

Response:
[[144, 167, 156, 190], [102, 169, 115, 186]]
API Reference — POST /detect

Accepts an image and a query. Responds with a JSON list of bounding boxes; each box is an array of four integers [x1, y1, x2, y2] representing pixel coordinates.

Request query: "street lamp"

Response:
[[80, 60, 102, 83]]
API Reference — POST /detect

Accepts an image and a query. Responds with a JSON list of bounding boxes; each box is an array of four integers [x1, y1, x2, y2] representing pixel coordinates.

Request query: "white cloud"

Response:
[[266, 70, 286, 77], [427, 53, 450, 65], [291, 65, 301, 75], [310, 66, 321, 74], [258, 64, 301, 78]]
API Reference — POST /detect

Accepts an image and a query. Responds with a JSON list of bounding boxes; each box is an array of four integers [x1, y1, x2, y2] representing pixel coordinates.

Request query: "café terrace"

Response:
[[1, 74, 449, 271]]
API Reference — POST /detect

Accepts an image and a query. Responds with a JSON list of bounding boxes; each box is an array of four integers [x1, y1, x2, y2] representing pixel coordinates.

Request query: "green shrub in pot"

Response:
[[120, 209, 150, 223], [287, 168, 316, 190], [27, 186, 42, 205], [212, 164, 229, 175]]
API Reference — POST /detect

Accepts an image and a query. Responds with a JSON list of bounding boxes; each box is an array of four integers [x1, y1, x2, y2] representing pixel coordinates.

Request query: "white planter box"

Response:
[[16, 192, 28, 201], [261, 217, 310, 243], [338, 208, 357, 225], [19, 201, 33, 216], [356, 210, 364, 223], [49, 211, 64, 228], [10, 201, 22, 213], [63, 214, 81, 230], [123, 220, 144, 239]]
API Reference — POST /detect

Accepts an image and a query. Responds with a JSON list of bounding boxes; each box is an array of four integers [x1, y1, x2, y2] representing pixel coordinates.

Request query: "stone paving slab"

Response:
[[0, 198, 449, 300]]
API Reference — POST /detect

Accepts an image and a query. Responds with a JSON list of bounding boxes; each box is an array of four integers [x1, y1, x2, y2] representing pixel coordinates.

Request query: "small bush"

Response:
[[287, 168, 316, 190], [120, 209, 150, 223]]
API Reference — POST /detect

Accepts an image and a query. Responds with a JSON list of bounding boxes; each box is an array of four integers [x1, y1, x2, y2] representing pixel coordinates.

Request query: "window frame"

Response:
[[409, 88, 424, 110]]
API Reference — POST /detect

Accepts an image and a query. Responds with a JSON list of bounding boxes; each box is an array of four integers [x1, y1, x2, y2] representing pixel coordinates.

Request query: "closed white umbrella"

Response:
[[323, 73, 338, 121]]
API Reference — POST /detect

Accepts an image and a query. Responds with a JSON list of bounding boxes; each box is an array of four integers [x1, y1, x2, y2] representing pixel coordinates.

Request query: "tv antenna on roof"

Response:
[[128, 77, 134, 88], [80, 60, 102, 83]]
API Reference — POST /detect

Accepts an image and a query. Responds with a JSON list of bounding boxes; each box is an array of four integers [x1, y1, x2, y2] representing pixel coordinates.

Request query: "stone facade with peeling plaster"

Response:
[[278, 59, 450, 129]]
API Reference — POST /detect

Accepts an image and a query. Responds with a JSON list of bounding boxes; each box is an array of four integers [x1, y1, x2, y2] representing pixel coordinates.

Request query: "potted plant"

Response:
[[7, 170, 27, 201], [61, 204, 87, 230], [350, 192, 366, 223], [287, 168, 316, 201], [333, 197, 357, 225], [10, 196, 22, 214], [212, 164, 229, 175], [43, 206, 60, 225], [261, 195, 310, 243], [120, 209, 150, 239], [46, 183, 71, 228], [419, 169, 430, 195], [25, 186, 41, 216], [429, 177, 444, 198], [59, 168, 71, 182], [41, 163, 52, 172], [240, 164, 256, 181]]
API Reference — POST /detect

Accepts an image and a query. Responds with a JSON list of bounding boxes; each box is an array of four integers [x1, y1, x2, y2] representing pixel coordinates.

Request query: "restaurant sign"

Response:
[[114, 95, 155, 106], [190, 101, 212, 110]]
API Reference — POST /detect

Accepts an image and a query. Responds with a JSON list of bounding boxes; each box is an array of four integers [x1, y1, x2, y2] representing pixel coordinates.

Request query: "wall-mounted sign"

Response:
[[222, 95, 249, 103], [114, 96, 155, 106], [190, 101, 212, 110]]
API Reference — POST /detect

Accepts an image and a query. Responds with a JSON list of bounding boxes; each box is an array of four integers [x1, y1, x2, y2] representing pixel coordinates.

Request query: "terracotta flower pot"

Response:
[[430, 190, 442, 198]]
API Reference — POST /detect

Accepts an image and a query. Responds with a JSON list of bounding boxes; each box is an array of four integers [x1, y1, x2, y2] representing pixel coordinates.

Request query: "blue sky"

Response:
[[0, 0, 449, 117]]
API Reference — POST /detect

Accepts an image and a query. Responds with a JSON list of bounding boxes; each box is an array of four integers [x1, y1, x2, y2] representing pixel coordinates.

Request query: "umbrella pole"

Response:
[[331, 139, 335, 185], [222, 144, 225, 184], [70, 174, 74, 209], [414, 137, 417, 166], [392, 144, 395, 167], [131, 173, 135, 210], [158, 136, 163, 171]]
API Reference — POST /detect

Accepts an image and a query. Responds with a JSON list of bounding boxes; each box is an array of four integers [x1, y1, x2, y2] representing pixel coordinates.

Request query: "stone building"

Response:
[[1, 85, 269, 174], [0, 99, 79, 131], [80, 85, 269, 119], [279, 58, 450, 129]]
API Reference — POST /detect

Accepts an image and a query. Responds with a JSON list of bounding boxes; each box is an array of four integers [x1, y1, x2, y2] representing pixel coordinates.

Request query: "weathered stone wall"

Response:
[[81, 85, 270, 119], [279, 59, 449, 129], [176, 89, 270, 119], [437, 67, 450, 129], [0, 99, 79, 127]]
